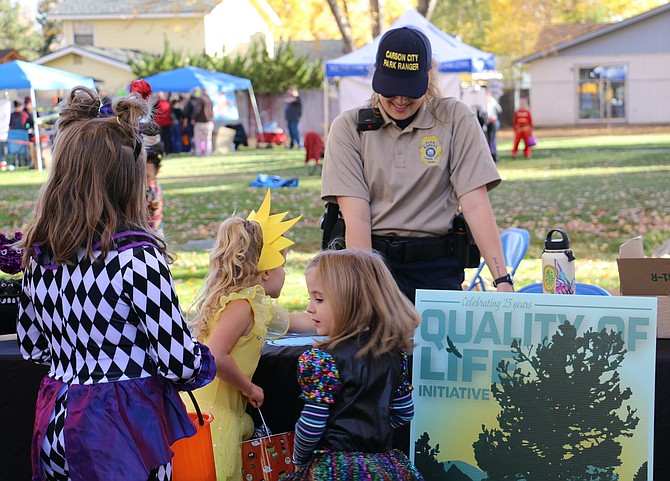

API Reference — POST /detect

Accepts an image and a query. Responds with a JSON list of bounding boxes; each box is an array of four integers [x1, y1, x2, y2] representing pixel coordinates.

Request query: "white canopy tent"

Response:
[[324, 10, 499, 130]]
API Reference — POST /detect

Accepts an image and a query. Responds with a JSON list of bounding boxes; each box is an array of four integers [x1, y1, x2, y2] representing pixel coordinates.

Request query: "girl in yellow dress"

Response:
[[189, 190, 312, 481]]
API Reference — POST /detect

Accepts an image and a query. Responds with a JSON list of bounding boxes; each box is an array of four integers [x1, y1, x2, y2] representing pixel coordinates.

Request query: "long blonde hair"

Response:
[[21, 86, 154, 265], [308, 250, 419, 357], [189, 217, 264, 341]]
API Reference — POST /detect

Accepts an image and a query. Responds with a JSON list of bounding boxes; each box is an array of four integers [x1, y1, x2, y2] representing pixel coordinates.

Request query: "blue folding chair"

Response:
[[467, 227, 530, 291], [6, 129, 31, 168], [517, 282, 611, 296]]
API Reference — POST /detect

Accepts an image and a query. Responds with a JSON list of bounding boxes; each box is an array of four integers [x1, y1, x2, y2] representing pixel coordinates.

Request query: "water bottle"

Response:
[[542, 229, 576, 294]]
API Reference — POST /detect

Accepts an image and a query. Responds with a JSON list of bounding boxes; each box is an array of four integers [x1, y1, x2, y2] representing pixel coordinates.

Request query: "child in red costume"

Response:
[[512, 99, 533, 159]]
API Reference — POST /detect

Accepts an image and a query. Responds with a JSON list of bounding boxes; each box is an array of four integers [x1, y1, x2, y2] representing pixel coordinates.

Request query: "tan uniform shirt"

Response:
[[322, 97, 501, 237]]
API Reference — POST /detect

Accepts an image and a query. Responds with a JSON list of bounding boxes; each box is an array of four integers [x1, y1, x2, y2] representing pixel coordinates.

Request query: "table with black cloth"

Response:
[[0, 334, 49, 481], [2, 334, 670, 481]]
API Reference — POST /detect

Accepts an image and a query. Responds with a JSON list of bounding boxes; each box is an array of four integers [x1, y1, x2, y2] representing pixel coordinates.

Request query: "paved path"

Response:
[[178, 239, 215, 251]]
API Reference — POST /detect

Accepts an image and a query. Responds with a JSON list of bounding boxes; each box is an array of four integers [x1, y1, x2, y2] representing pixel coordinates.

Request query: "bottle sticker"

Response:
[[543, 264, 556, 293], [544, 258, 576, 294], [554, 259, 576, 294]]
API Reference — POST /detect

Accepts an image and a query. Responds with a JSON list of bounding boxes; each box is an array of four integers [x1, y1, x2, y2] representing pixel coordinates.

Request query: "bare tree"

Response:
[[417, 0, 438, 20], [326, 0, 355, 53], [370, 0, 384, 37]]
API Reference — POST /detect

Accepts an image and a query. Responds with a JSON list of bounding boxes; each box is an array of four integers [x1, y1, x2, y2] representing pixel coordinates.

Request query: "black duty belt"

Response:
[[371, 234, 454, 263]]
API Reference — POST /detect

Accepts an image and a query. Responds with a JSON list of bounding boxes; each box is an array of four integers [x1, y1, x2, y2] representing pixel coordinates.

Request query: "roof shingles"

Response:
[[533, 23, 609, 53], [51, 0, 218, 16]]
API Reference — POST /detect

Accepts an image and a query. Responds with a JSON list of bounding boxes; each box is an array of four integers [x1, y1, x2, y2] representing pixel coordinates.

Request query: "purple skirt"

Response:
[[32, 375, 196, 481]]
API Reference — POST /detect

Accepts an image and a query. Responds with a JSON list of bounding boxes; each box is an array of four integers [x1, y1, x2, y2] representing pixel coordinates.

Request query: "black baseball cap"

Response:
[[372, 27, 432, 99]]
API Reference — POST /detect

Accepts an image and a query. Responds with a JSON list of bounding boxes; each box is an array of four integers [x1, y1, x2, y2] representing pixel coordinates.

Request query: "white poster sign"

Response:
[[412, 290, 657, 481]]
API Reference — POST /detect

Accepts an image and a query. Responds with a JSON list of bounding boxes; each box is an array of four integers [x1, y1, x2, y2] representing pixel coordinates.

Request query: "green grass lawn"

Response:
[[2, 128, 669, 311]]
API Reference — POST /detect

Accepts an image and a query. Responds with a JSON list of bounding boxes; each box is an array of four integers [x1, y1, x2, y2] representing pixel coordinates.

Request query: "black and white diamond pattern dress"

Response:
[[17, 232, 215, 481]]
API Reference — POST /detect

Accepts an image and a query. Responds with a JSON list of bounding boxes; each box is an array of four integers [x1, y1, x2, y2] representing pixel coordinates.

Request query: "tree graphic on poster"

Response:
[[415, 432, 475, 481], [415, 432, 445, 480], [473, 321, 641, 481]]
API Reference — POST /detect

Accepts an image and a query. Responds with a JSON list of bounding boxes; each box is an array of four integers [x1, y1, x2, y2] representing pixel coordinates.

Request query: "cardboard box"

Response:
[[658, 297, 670, 338], [617, 236, 670, 338]]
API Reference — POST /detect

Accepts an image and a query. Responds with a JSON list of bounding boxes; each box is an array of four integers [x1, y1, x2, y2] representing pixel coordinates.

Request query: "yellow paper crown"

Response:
[[247, 189, 302, 271]]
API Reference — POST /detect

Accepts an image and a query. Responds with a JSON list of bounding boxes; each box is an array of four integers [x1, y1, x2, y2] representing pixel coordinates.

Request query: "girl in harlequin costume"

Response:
[[17, 86, 216, 481], [290, 249, 424, 480], [188, 189, 313, 481]]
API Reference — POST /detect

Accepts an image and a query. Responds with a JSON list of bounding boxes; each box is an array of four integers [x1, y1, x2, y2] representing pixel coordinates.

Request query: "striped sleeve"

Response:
[[293, 403, 330, 467], [390, 391, 414, 428]]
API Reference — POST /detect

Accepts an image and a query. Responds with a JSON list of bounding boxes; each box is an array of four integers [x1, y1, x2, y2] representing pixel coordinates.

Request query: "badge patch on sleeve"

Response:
[[420, 136, 442, 166]]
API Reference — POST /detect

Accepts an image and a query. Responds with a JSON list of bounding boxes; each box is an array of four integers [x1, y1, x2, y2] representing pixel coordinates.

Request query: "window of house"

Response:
[[74, 22, 94, 46], [578, 65, 626, 121]]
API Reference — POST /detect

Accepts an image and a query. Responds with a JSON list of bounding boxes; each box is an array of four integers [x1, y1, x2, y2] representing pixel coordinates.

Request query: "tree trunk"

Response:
[[417, 0, 437, 20], [370, 0, 384, 38], [326, 0, 355, 53]]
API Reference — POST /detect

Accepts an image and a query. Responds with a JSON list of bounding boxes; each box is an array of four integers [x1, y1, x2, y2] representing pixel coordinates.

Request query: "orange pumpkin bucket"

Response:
[[171, 392, 216, 481]]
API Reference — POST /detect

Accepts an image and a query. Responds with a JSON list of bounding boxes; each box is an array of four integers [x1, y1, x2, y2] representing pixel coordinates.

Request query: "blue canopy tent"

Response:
[[323, 10, 499, 127], [0, 60, 96, 171], [0, 60, 96, 91], [144, 66, 263, 137]]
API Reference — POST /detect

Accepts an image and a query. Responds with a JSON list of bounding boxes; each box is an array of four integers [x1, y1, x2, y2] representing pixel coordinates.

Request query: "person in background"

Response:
[[142, 122, 165, 238], [6, 100, 30, 168], [17, 86, 215, 481], [485, 89, 502, 162], [188, 190, 313, 481], [284, 87, 302, 149], [321, 27, 514, 303], [21, 97, 37, 167], [184, 87, 214, 156], [170, 96, 185, 153], [512, 98, 533, 159], [180, 96, 193, 153], [0, 99, 9, 168], [23, 97, 35, 140], [9, 100, 29, 130], [289, 249, 423, 480], [153, 92, 173, 154]]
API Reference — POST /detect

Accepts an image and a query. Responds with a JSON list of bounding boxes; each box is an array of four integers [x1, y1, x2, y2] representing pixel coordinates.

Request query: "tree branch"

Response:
[[326, 0, 355, 53]]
